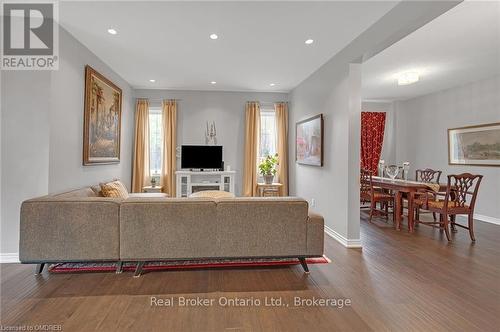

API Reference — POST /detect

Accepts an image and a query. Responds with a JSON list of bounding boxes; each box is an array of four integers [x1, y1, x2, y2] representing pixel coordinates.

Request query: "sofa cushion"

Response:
[[19, 198, 121, 262], [129, 193, 169, 198], [54, 187, 97, 198], [120, 198, 218, 260], [216, 197, 309, 257]]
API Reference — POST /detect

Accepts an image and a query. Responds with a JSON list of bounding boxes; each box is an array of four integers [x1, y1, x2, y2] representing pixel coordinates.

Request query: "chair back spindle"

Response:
[[445, 173, 483, 211], [415, 168, 442, 183], [360, 169, 373, 197]]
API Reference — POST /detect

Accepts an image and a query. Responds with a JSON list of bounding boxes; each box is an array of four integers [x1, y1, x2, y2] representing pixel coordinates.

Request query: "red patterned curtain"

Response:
[[361, 112, 386, 175]]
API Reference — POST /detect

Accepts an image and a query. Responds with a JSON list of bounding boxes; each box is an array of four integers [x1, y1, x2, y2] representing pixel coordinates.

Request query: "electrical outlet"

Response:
[[311, 198, 316, 207]]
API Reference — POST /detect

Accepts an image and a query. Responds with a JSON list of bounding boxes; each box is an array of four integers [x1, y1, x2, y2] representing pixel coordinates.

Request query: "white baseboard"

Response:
[[324, 225, 362, 248], [0, 253, 19, 263], [458, 214, 500, 226]]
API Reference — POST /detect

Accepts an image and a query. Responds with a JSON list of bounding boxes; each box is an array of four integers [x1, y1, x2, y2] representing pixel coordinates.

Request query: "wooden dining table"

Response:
[[371, 176, 447, 232]]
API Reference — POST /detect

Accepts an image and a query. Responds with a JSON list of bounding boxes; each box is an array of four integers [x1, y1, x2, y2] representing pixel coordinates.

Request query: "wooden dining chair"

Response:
[[415, 168, 442, 183], [360, 169, 394, 222], [414, 168, 443, 221], [412, 173, 483, 242]]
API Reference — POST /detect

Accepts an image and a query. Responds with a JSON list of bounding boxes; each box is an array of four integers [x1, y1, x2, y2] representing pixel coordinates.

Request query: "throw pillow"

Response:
[[100, 180, 129, 199], [90, 184, 103, 197], [189, 190, 235, 199]]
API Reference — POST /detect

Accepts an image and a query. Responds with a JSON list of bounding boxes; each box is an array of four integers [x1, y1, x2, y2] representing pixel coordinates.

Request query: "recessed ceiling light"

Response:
[[210, 81, 217, 85], [305, 39, 314, 45], [107, 28, 117, 35], [210, 34, 218, 40], [269, 83, 276, 87], [397, 72, 419, 85], [149, 79, 156, 83]]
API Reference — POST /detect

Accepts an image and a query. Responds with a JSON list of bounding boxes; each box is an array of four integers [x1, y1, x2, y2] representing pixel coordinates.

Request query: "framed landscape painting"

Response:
[[83, 65, 122, 165], [448, 122, 500, 167], [296, 114, 324, 166]]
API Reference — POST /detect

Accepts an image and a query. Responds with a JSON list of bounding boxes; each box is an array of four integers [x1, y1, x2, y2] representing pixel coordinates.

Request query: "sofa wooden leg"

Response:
[[298, 258, 309, 274], [116, 261, 123, 274], [133, 261, 145, 278], [35, 263, 45, 275]]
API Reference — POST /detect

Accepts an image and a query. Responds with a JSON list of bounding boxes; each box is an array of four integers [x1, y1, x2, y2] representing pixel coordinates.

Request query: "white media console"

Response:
[[176, 170, 236, 198]]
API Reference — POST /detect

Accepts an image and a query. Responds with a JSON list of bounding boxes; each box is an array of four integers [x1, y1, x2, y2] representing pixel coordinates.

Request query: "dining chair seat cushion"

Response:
[[413, 191, 435, 202], [361, 192, 393, 201], [415, 199, 468, 210]]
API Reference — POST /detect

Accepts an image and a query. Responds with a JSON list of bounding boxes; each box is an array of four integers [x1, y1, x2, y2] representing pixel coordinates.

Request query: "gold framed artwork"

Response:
[[448, 122, 500, 167], [296, 114, 324, 166], [83, 65, 122, 165]]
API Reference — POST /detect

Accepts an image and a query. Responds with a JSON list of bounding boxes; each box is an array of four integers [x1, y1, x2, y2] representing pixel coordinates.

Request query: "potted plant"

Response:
[[258, 154, 279, 184], [151, 176, 158, 188]]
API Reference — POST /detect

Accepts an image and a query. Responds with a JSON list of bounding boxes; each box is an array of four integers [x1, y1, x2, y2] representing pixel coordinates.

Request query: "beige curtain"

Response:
[[275, 102, 289, 196], [132, 99, 150, 193], [161, 99, 177, 197], [243, 101, 260, 197]]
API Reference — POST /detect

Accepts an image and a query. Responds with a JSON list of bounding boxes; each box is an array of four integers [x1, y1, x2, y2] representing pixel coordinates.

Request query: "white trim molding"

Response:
[[0, 253, 20, 263], [324, 225, 362, 248], [458, 214, 500, 226]]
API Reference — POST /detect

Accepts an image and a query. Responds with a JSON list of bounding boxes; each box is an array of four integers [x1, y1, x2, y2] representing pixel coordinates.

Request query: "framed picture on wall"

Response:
[[448, 122, 500, 167], [296, 114, 324, 166], [83, 65, 122, 165]]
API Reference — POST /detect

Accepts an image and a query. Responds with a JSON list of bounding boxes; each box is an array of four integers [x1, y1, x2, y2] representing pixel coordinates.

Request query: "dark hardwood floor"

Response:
[[1, 214, 499, 331]]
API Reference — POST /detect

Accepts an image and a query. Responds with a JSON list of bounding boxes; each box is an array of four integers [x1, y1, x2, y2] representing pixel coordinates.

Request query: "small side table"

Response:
[[143, 186, 163, 193], [257, 183, 283, 197]]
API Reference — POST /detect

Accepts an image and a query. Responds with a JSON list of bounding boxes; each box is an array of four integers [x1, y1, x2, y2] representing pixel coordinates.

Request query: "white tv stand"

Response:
[[176, 170, 236, 198]]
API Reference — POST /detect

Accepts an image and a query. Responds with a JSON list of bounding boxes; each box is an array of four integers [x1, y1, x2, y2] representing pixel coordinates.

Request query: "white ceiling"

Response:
[[59, 1, 398, 92], [362, 0, 500, 102]]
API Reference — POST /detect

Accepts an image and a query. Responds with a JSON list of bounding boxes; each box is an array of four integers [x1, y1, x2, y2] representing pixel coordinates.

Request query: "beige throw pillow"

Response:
[[100, 180, 129, 199], [189, 190, 235, 199]]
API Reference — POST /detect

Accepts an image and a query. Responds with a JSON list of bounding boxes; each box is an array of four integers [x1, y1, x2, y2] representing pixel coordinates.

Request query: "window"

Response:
[[149, 107, 162, 176], [259, 108, 277, 162]]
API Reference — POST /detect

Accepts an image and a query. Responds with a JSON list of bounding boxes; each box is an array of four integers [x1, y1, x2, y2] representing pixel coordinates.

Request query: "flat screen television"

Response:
[[181, 145, 223, 170]]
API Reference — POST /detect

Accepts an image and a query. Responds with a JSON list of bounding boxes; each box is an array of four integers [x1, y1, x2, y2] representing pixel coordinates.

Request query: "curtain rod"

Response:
[[260, 101, 286, 105], [139, 98, 286, 104], [137, 98, 182, 102], [248, 101, 287, 105]]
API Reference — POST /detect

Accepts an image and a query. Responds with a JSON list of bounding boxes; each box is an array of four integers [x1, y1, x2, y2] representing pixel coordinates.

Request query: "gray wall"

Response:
[[48, 28, 134, 194], [134, 89, 288, 196], [0, 27, 134, 255], [1, 71, 51, 255], [290, 59, 362, 242], [394, 75, 500, 219]]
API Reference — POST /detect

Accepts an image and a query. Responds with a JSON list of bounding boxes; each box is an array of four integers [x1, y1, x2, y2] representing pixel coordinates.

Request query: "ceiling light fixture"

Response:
[[305, 39, 314, 45], [210, 34, 218, 40], [269, 83, 276, 87], [107, 28, 117, 35], [210, 81, 217, 85], [397, 71, 419, 85], [149, 79, 156, 83]]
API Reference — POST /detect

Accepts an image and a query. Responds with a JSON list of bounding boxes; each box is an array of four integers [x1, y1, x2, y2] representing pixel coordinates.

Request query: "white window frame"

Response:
[[149, 107, 163, 178], [257, 107, 277, 182]]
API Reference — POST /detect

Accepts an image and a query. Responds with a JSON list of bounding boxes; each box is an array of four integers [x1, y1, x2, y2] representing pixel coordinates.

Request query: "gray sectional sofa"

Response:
[[19, 186, 324, 277]]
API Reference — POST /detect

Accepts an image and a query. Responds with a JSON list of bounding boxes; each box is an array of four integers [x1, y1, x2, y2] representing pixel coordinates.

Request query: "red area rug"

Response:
[[49, 256, 330, 273]]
